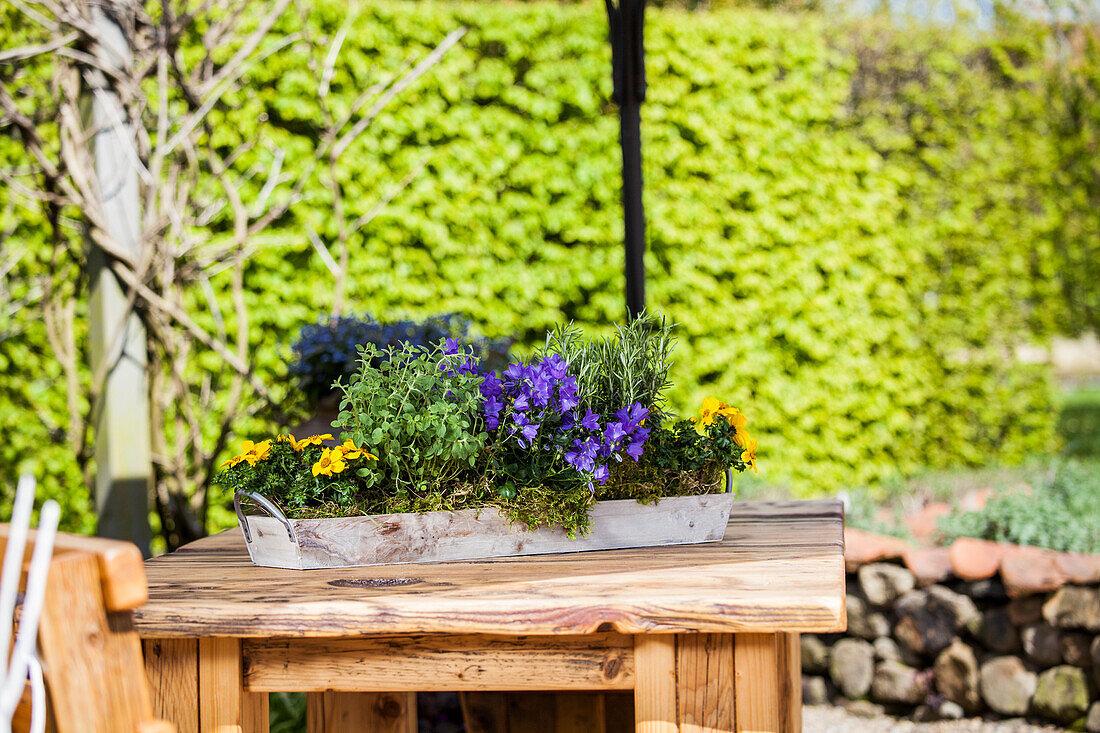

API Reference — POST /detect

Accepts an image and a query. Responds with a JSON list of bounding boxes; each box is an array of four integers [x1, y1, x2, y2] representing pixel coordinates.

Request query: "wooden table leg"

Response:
[[197, 638, 269, 733], [733, 633, 801, 733], [634, 633, 800, 733], [634, 636, 678, 733], [306, 692, 416, 733], [144, 639, 199, 733]]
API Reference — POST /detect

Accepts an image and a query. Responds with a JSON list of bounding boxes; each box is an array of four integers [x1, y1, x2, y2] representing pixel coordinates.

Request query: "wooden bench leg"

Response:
[[198, 638, 268, 733], [306, 692, 416, 733]]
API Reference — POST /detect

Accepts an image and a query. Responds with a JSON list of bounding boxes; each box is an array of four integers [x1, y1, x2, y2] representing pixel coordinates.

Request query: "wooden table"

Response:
[[135, 499, 845, 733]]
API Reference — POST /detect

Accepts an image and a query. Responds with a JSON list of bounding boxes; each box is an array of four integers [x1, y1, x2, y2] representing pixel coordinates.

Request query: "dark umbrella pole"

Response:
[[605, 0, 647, 320]]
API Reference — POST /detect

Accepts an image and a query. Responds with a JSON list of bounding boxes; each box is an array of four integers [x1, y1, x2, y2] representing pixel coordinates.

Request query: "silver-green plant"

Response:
[[537, 312, 675, 424]]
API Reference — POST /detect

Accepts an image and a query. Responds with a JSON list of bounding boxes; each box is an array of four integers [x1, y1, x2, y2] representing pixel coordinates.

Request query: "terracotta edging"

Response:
[[845, 529, 1100, 597]]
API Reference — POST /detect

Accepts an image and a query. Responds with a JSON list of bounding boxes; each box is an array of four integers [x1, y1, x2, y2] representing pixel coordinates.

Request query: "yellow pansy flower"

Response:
[[311, 447, 347, 477], [692, 397, 726, 435], [336, 439, 378, 462], [338, 439, 363, 460], [220, 454, 244, 468], [295, 434, 333, 451], [739, 435, 758, 474], [719, 407, 748, 432], [242, 439, 272, 466]]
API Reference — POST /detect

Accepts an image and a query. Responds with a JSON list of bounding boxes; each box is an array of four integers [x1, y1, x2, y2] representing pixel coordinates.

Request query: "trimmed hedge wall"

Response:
[[1, 1, 1074, 533]]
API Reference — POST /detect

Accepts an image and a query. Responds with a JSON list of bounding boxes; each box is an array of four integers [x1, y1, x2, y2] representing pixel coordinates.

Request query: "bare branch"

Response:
[[0, 32, 78, 64], [333, 27, 467, 159], [307, 228, 339, 277]]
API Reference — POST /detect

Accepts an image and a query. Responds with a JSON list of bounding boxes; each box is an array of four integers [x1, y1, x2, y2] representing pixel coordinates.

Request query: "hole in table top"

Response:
[[327, 578, 422, 588]]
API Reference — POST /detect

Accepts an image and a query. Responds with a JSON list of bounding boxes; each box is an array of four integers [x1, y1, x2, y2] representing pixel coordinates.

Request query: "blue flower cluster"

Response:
[[561, 403, 650, 484], [456, 347, 652, 489], [480, 353, 579, 439]]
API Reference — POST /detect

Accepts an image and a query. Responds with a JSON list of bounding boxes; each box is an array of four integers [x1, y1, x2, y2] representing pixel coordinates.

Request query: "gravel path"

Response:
[[803, 706, 1069, 733]]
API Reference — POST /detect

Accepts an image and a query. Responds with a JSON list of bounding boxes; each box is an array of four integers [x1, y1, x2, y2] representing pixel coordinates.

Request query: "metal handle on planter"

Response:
[[725, 468, 734, 494], [234, 490, 296, 544]]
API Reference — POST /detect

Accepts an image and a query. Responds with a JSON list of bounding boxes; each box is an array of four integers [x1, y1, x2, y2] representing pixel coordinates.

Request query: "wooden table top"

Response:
[[133, 499, 845, 639]]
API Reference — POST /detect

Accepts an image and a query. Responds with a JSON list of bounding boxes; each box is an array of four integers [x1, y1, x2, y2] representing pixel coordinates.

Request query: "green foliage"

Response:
[[1044, 24, 1100, 336], [937, 458, 1100, 553], [1058, 387, 1100, 457], [334, 343, 487, 494], [4, 0, 1088, 538]]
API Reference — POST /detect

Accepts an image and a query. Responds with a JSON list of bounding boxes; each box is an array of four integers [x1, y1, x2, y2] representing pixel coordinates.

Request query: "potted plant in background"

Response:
[[287, 312, 512, 438], [224, 315, 757, 569]]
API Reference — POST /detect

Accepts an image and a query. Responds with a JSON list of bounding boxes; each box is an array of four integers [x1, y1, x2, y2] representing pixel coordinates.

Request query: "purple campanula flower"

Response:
[[543, 353, 568, 379], [557, 386, 580, 413], [580, 410, 600, 431], [514, 393, 531, 412], [443, 338, 459, 355], [593, 465, 609, 484], [604, 421, 627, 444], [560, 411, 576, 431], [628, 403, 649, 425], [531, 374, 553, 407], [503, 362, 527, 385], [625, 439, 645, 461], [480, 373, 502, 398]]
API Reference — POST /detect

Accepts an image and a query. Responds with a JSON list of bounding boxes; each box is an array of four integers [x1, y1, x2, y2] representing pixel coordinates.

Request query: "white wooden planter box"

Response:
[[233, 491, 736, 570]]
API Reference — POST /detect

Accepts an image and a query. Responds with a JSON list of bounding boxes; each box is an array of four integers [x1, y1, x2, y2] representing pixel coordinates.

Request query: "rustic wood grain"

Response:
[[36, 551, 156, 732], [634, 635, 677, 733], [0, 524, 148, 610], [733, 633, 800, 733], [135, 500, 844, 638], [144, 638, 198, 733], [197, 638, 268, 733], [305, 692, 415, 733], [778, 633, 801, 733], [678, 634, 734, 731], [136, 723, 180, 733], [244, 634, 633, 692]]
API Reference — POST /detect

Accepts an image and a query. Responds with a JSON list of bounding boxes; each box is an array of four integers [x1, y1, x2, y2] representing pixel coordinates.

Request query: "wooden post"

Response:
[[84, 4, 152, 554]]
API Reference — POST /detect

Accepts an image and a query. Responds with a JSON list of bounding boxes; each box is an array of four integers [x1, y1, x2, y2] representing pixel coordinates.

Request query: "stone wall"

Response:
[[806, 538, 1100, 729]]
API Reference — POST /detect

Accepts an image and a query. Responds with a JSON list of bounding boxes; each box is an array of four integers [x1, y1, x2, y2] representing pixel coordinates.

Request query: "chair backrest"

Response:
[[0, 516, 175, 733]]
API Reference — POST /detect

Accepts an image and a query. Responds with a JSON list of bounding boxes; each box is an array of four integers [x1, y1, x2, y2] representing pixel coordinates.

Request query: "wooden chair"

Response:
[[0, 491, 174, 733]]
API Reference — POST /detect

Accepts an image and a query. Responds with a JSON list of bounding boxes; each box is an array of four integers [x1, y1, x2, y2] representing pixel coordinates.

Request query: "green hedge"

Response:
[[2, 1, 1077, 534]]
